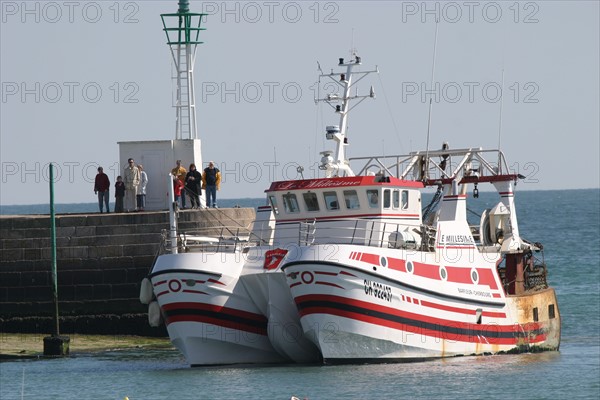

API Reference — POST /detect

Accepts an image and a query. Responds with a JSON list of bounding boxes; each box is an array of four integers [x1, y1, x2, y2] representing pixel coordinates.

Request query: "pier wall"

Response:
[[0, 208, 255, 336]]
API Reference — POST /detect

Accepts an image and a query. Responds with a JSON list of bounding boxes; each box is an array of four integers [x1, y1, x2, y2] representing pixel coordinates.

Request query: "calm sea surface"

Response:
[[1, 189, 599, 400]]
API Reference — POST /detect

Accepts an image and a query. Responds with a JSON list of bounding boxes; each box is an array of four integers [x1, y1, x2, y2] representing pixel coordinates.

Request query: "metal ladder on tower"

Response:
[[175, 45, 191, 139]]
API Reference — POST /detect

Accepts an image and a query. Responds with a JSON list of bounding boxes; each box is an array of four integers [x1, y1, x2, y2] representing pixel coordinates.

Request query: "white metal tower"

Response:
[[161, 0, 206, 140]]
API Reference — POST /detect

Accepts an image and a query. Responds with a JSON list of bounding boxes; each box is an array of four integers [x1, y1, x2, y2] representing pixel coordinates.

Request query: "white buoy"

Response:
[[148, 301, 163, 327], [139, 277, 154, 304]]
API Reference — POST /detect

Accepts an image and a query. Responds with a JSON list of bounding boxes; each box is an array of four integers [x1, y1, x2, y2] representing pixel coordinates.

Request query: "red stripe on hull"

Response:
[[316, 281, 345, 289], [166, 315, 267, 336], [295, 294, 544, 345], [413, 261, 439, 280], [478, 269, 499, 290], [446, 266, 472, 284], [420, 300, 506, 318], [360, 253, 380, 266], [182, 289, 208, 295], [315, 271, 338, 276], [163, 302, 267, 322], [388, 257, 406, 272]]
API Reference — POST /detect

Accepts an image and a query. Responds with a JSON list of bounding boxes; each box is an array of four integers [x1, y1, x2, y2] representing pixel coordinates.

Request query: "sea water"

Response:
[[1, 189, 599, 399]]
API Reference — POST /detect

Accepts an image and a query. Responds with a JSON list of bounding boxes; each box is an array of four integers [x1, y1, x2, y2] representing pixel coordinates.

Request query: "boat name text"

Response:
[[440, 234, 475, 245], [364, 280, 392, 302]]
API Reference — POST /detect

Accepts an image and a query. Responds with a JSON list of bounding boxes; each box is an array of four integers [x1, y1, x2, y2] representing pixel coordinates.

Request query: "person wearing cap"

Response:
[[123, 158, 140, 212], [171, 160, 187, 208], [94, 166, 110, 213], [202, 161, 221, 208]]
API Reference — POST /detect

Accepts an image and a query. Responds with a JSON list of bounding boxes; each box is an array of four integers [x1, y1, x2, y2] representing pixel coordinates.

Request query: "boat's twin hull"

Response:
[[241, 271, 321, 363], [151, 249, 560, 365], [150, 253, 285, 365]]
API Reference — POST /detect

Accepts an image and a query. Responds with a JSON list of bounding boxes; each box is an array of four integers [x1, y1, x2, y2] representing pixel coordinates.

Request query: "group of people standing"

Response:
[[94, 159, 220, 213], [94, 159, 148, 213], [171, 160, 221, 209]]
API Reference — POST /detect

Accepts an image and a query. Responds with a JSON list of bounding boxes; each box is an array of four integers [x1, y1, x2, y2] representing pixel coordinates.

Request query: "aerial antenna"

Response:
[[497, 68, 505, 174], [273, 146, 277, 181], [424, 21, 439, 180]]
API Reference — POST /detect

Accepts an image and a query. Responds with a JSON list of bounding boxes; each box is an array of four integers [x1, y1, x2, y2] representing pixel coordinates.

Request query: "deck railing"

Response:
[[350, 148, 510, 183], [157, 218, 505, 256], [273, 218, 435, 251], [158, 225, 256, 255]]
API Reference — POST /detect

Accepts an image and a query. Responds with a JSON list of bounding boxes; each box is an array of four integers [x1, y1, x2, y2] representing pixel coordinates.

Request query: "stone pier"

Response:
[[0, 208, 255, 336]]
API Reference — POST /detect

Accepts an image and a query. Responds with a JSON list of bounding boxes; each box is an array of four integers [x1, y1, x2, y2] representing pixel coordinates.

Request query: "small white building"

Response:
[[118, 139, 202, 210]]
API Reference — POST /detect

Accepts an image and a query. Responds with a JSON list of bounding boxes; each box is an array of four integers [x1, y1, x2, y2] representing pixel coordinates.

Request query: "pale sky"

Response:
[[1, 0, 599, 205]]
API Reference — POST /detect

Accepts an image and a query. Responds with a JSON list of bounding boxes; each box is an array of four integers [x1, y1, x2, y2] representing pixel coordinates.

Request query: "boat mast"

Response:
[[316, 54, 378, 177], [161, 0, 206, 140]]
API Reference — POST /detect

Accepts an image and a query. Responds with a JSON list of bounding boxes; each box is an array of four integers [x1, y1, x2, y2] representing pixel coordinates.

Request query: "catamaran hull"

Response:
[[150, 253, 285, 365], [283, 256, 560, 363], [240, 252, 321, 363]]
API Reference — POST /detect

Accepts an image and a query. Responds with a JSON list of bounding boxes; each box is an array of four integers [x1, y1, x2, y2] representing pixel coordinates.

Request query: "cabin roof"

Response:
[[266, 176, 424, 192]]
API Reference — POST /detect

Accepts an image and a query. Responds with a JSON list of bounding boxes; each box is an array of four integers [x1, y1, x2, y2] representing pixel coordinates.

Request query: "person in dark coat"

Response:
[[185, 163, 202, 209], [202, 161, 221, 208], [114, 176, 125, 213], [94, 166, 111, 213]]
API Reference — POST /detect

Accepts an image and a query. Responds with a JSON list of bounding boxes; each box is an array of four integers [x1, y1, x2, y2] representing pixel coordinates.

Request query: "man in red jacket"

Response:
[[94, 166, 111, 213]]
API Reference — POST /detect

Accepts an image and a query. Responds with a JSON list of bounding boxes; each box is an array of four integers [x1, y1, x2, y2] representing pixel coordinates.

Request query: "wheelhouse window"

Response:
[[383, 189, 391, 209], [282, 193, 300, 213], [367, 189, 379, 208], [343, 190, 360, 209], [323, 191, 339, 210], [302, 192, 320, 212], [401, 190, 409, 209], [268, 195, 279, 215], [393, 190, 400, 209]]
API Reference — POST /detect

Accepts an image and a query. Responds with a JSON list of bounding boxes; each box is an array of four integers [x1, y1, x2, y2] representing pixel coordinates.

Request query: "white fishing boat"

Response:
[[144, 39, 560, 364], [268, 55, 562, 363]]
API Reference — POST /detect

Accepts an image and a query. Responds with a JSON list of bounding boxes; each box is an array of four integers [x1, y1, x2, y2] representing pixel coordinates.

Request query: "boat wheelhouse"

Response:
[[265, 176, 424, 247]]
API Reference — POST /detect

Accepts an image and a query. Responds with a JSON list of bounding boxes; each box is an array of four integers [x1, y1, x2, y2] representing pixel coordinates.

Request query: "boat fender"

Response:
[[139, 277, 153, 304], [148, 301, 163, 327]]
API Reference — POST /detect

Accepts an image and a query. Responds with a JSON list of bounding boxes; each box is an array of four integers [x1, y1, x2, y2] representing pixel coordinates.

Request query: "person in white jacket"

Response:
[[137, 164, 148, 211], [123, 158, 140, 212]]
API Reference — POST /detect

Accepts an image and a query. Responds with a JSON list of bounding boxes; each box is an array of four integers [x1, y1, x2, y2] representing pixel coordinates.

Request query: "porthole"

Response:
[[406, 261, 414, 274], [471, 268, 479, 284], [439, 266, 448, 281], [185, 279, 196, 287], [380, 257, 387, 267]]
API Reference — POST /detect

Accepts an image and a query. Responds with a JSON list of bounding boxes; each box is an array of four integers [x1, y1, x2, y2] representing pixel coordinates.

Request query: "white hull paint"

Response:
[[240, 249, 321, 363], [283, 245, 560, 363], [150, 252, 285, 365]]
